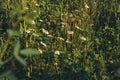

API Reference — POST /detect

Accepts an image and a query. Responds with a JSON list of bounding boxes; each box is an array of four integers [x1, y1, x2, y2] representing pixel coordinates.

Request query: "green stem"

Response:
[[0, 39, 10, 60]]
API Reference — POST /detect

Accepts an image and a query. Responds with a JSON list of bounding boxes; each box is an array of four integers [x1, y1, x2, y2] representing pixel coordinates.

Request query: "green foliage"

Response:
[[20, 48, 39, 56], [13, 40, 27, 66], [7, 29, 20, 38], [0, 0, 120, 80], [0, 71, 17, 80]]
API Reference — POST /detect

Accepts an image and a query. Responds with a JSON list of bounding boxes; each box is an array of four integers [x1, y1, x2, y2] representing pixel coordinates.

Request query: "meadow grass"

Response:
[[0, 0, 120, 80]]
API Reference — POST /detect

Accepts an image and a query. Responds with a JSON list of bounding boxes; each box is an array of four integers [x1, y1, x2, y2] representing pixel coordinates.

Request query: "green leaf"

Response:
[[13, 41, 27, 66], [20, 48, 39, 56], [13, 41, 20, 56], [24, 19, 35, 25], [7, 29, 20, 37], [15, 56, 27, 66]]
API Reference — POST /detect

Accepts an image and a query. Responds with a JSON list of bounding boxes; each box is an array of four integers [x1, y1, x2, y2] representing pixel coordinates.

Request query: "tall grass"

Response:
[[0, 0, 120, 80]]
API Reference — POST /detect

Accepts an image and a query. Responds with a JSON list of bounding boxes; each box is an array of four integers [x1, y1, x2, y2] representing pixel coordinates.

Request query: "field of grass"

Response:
[[0, 0, 120, 80]]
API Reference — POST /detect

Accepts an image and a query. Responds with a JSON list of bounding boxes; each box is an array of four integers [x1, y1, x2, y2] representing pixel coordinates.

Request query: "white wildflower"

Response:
[[26, 28, 35, 33], [61, 22, 67, 25], [74, 25, 80, 29], [38, 48, 43, 54], [69, 13, 73, 17], [41, 41, 47, 47], [32, 33, 39, 37], [26, 30, 31, 33], [54, 62, 58, 66], [67, 31, 74, 35], [80, 36, 87, 41], [54, 51, 60, 55], [35, 3, 39, 7], [42, 28, 49, 35], [85, 3, 89, 9], [66, 40, 72, 44], [31, 20, 35, 24], [47, 34, 53, 38], [39, 19, 43, 22], [68, 57, 72, 60], [75, 9, 80, 12], [57, 37, 65, 41]]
